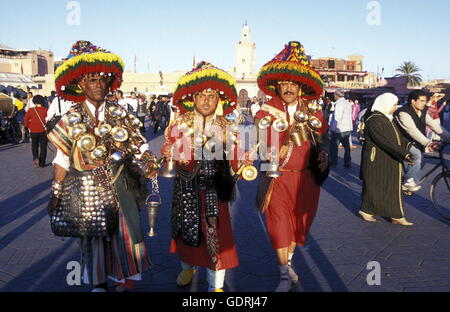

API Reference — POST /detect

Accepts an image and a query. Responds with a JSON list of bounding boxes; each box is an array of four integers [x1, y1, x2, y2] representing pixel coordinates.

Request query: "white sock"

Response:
[[207, 269, 226, 290], [288, 253, 294, 266]]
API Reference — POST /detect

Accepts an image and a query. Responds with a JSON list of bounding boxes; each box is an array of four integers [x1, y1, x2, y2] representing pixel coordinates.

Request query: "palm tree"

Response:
[[395, 61, 423, 87]]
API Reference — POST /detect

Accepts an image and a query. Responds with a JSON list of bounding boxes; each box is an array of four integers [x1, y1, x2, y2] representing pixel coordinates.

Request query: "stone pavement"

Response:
[[0, 124, 449, 292]]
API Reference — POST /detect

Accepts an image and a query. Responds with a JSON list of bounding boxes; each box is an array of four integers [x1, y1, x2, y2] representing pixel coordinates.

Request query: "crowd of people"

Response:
[[1, 38, 449, 293]]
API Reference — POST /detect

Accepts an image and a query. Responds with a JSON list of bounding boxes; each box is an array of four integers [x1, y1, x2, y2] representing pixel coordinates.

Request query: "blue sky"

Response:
[[2, 0, 450, 80]]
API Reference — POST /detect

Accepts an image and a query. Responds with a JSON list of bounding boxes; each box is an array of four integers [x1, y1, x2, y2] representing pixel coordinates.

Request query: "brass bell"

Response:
[[294, 111, 309, 123], [146, 194, 162, 237], [66, 112, 82, 126], [308, 102, 322, 114], [109, 106, 127, 119], [258, 116, 272, 129], [77, 134, 96, 152], [273, 118, 289, 132], [309, 116, 322, 129], [94, 124, 112, 137], [111, 127, 129, 142], [90, 145, 107, 160], [242, 166, 258, 181], [69, 124, 87, 140], [161, 158, 177, 178], [267, 161, 282, 178]]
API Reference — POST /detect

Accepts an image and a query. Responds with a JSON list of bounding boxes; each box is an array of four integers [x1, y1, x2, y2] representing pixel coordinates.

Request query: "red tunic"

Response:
[[163, 113, 240, 271], [255, 97, 328, 249]]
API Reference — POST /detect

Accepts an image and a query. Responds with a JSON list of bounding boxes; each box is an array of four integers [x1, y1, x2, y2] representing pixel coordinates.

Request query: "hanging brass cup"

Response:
[[66, 112, 82, 126], [68, 124, 87, 140], [145, 194, 162, 237], [309, 116, 322, 130], [77, 134, 96, 152], [258, 116, 272, 129], [111, 127, 129, 142], [294, 111, 309, 123], [272, 118, 289, 132], [90, 145, 107, 160], [94, 124, 112, 137], [308, 102, 322, 114], [109, 106, 127, 119], [242, 166, 258, 181], [161, 158, 177, 178]]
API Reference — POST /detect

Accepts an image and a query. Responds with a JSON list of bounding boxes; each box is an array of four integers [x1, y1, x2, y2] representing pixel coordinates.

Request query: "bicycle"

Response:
[[0, 112, 22, 144], [409, 142, 450, 219]]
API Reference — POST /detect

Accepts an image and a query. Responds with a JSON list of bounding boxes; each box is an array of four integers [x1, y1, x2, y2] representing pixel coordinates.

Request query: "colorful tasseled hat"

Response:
[[257, 41, 323, 100], [54, 41, 124, 102], [173, 61, 238, 115]]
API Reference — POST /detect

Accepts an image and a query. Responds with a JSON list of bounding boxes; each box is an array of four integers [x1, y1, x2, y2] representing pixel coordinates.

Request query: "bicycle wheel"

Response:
[[430, 171, 450, 219], [441, 143, 450, 171]]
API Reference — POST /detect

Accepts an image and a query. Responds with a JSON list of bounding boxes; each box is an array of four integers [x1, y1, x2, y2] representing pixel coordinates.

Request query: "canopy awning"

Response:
[[0, 72, 37, 87]]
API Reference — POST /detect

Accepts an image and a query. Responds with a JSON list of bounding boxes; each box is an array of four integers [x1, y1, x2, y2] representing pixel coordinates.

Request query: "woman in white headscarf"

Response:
[[359, 93, 415, 226]]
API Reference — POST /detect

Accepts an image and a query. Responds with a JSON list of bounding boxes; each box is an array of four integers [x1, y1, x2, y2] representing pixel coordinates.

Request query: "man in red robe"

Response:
[[161, 62, 253, 292], [255, 41, 330, 292]]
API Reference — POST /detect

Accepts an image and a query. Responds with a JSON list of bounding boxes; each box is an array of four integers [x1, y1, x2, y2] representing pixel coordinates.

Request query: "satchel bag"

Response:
[[309, 144, 329, 186], [49, 167, 119, 238], [45, 97, 62, 134]]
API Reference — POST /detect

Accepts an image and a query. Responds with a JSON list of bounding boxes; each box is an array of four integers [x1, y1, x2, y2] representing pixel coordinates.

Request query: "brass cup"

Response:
[[90, 145, 107, 160], [94, 124, 112, 137], [66, 112, 82, 126], [308, 102, 322, 114], [242, 166, 258, 181], [309, 116, 322, 129], [69, 124, 87, 140], [111, 127, 129, 142], [77, 134, 96, 152], [258, 116, 272, 129], [161, 159, 177, 178], [290, 130, 303, 147], [272, 118, 289, 132], [146, 194, 162, 237], [127, 114, 142, 129], [294, 111, 309, 123], [109, 106, 127, 119]]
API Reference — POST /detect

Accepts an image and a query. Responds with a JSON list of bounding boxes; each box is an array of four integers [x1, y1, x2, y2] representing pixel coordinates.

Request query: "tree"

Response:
[[395, 61, 423, 87]]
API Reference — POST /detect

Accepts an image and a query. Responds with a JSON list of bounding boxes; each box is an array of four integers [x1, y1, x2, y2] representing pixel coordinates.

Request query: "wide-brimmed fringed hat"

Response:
[[54, 40, 124, 102], [173, 61, 238, 115], [257, 41, 324, 100]]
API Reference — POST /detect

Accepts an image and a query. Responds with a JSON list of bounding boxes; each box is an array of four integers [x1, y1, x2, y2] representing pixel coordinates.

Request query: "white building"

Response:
[[230, 23, 266, 107]]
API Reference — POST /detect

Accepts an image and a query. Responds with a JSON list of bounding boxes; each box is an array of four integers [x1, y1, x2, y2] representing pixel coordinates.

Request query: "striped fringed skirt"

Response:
[[80, 208, 151, 285]]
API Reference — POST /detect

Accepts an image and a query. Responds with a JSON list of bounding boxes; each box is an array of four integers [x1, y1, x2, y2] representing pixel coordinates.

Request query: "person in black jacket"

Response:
[[360, 93, 415, 226], [153, 95, 171, 134]]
